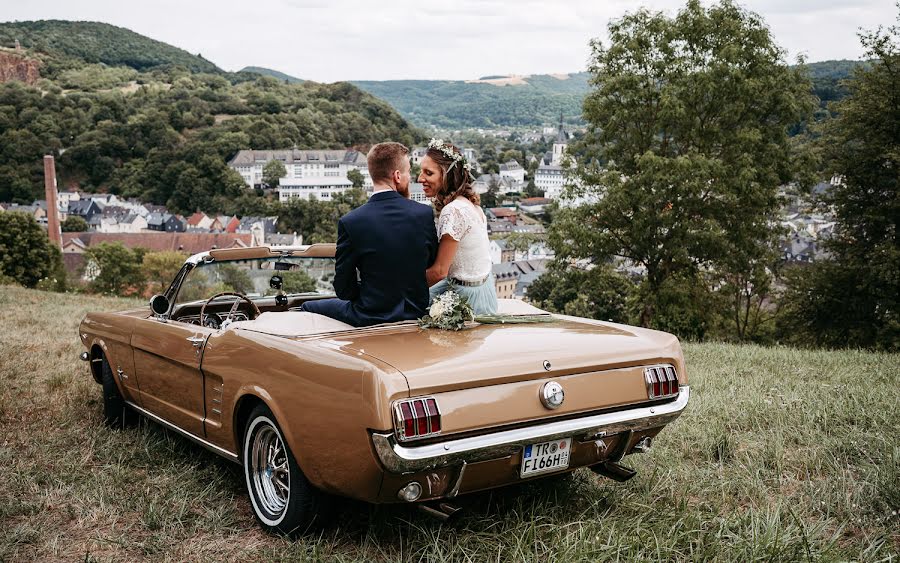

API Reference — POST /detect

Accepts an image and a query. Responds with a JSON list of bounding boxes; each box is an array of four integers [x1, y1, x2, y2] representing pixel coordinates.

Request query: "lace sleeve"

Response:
[[437, 204, 471, 241]]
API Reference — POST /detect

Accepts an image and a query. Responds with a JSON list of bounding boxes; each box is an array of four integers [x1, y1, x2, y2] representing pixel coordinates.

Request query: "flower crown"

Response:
[[428, 138, 471, 172]]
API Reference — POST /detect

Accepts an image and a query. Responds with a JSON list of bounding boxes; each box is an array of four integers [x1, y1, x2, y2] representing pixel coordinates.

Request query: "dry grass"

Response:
[[0, 285, 897, 562]]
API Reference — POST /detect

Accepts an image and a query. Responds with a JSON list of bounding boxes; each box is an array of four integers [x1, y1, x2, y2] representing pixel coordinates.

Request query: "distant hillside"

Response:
[[0, 21, 422, 214], [0, 20, 220, 73], [807, 59, 869, 105], [351, 73, 591, 129], [351, 61, 866, 129], [240, 66, 303, 84]]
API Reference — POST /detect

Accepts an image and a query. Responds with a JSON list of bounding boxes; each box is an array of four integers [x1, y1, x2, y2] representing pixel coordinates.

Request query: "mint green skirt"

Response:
[[429, 275, 499, 316]]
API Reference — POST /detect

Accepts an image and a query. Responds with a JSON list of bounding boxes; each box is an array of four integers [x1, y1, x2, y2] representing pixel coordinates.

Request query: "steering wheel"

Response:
[[199, 292, 261, 329]]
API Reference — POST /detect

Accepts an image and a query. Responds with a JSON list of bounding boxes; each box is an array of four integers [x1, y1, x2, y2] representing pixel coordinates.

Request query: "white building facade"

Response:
[[536, 119, 574, 200], [228, 149, 373, 202], [499, 160, 525, 183]]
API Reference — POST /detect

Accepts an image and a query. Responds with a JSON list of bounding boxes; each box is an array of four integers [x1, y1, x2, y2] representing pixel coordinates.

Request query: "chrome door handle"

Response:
[[186, 336, 205, 347]]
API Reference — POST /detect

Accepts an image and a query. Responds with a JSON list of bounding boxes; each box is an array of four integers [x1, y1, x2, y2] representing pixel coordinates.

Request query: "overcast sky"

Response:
[[3, 0, 895, 82]]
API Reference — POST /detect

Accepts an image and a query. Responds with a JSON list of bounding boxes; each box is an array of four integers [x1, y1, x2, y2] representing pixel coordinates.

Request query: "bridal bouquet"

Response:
[[419, 291, 556, 331], [418, 291, 474, 331]]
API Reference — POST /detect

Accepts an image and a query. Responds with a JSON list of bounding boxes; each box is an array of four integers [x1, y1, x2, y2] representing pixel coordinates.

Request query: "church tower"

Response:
[[551, 112, 568, 166]]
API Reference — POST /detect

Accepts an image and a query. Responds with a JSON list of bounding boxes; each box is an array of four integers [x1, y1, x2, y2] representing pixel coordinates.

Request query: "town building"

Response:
[[518, 197, 550, 215], [490, 259, 550, 300], [535, 115, 573, 200], [499, 160, 525, 183], [227, 149, 373, 202], [146, 212, 186, 233]]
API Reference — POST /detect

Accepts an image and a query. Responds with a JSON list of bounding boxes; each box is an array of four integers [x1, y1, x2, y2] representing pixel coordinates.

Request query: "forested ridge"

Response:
[[351, 61, 866, 129], [0, 21, 423, 213], [0, 20, 221, 74]]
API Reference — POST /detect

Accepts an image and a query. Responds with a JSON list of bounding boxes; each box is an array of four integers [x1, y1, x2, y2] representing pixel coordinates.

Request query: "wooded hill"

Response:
[[348, 62, 866, 129], [352, 73, 592, 129], [0, 20, 221, 74], [0, 21, 423, 213]]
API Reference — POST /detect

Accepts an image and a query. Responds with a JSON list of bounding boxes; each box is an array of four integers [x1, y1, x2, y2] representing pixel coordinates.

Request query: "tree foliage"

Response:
[[61, 215, 88, 232], [0, 211, 62, 288], [142, 250, 186, 294], [83, 242, 145, 295], [262, 159, 287, 189], [555, 0, 814, 332], [779, 14, 900, 351], [281, 270, 317, 293], [527, 263, 632, 323]]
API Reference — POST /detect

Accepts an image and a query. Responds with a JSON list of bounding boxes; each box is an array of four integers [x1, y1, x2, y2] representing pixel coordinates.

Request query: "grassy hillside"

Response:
[[1, 285, 897, 560], [0, 20, 221, 73], [240, 66, 304, 84]]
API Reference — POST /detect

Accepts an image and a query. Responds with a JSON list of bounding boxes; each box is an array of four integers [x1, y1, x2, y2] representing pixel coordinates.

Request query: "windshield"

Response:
[[174, 256, 336, 305]]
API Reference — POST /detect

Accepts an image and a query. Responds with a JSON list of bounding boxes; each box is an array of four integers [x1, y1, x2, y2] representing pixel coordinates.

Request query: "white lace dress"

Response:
[[429, 197, 498, 315]]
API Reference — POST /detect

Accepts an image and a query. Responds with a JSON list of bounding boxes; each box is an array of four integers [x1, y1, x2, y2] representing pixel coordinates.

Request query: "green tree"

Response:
[[557, 0, 814, 329], [218, 263, 254, 294], [0, 212, 61, 288], [527, 263, 632, 323], [347, 168, 365, 189], [84, 242, 145, 295], [142, 250, 187, 293], [61, 215, 89, 232], [779, 14, 900, 351], [281, 270, 317, 293], [481, 176, 499, 208], [262, 159, 287, 190]]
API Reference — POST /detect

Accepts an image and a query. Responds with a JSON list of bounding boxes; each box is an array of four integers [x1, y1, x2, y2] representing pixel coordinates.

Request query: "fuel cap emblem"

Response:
[[540, 381, 565, 410]]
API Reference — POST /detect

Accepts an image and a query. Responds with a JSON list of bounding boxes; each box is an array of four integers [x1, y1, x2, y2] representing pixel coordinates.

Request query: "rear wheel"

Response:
[[243, 404, 323, 536], [100, 356, 136, 427]]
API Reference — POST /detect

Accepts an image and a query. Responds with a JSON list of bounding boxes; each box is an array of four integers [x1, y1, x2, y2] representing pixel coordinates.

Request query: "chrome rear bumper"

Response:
[[372, 386, 690, 473]]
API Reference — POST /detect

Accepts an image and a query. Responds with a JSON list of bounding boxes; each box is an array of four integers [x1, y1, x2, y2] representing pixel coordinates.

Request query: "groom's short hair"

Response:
[[367, 142, 409, 184]]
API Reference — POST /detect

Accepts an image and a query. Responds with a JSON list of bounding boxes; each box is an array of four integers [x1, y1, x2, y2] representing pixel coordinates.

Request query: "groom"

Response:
[[301, 142, 438, 326]]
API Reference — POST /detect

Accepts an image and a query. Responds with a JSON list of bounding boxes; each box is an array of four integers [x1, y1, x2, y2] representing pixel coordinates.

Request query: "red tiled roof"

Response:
[[490, 207, 518, 217], [520, 197, 550, 205], [186, 212, 208, 226], [225, 217, 241, 233], [61, 232, 252, 254]]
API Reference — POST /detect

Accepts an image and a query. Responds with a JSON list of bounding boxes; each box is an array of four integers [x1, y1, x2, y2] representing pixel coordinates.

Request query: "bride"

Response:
[[418, 139, 499, 315]]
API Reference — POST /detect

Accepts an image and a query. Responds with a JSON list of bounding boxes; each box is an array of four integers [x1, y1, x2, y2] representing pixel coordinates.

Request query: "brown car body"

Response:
[[80, 245, 689, 519]]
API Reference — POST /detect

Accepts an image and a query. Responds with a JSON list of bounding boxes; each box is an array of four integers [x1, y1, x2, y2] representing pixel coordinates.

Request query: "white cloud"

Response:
[[1, 0, 895, 81]]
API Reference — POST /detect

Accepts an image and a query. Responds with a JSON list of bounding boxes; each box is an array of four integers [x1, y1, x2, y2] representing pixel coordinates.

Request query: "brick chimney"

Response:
[[43, 155, 62, 248]]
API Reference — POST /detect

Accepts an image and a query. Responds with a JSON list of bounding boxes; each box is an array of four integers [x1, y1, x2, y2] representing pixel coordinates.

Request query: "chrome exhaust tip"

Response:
[[417, 501, 462, 521], [590, 461, 637, 482]]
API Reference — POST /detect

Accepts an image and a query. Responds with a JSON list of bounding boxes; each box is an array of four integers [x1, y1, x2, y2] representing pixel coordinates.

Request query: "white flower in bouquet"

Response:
[[429, 300, 446, 318], [419, 290, 474, 331]]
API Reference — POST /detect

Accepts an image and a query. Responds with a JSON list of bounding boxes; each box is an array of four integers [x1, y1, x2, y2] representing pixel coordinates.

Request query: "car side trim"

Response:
[[125, 401, 240, 464], [371, 386, 690, 473]]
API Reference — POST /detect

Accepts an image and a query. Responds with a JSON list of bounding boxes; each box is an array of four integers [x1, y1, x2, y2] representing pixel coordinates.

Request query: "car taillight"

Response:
[[394, 397, 441, 441], [645, 365, 679, 399]]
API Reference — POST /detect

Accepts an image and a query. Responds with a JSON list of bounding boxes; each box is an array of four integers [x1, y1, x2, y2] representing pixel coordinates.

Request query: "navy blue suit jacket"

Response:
[[330, 190, 437, 326]]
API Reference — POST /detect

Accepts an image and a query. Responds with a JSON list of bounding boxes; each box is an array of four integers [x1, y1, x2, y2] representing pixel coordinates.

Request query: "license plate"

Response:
[[520, 437, 571, 477]]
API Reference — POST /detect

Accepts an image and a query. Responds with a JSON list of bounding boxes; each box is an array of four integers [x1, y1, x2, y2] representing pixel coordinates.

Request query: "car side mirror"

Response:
[[150, 294, 170, 317]]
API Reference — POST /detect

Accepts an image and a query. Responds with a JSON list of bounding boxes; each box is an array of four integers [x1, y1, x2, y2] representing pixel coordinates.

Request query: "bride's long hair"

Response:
[[426, 143, 480, 213]]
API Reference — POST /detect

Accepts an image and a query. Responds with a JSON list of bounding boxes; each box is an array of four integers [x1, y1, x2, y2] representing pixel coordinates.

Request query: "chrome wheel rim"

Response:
[[250, 424, 290, 517]]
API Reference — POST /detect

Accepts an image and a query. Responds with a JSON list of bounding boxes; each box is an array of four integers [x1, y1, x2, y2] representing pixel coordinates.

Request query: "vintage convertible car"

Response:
[[79, 244, 689, 535]]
